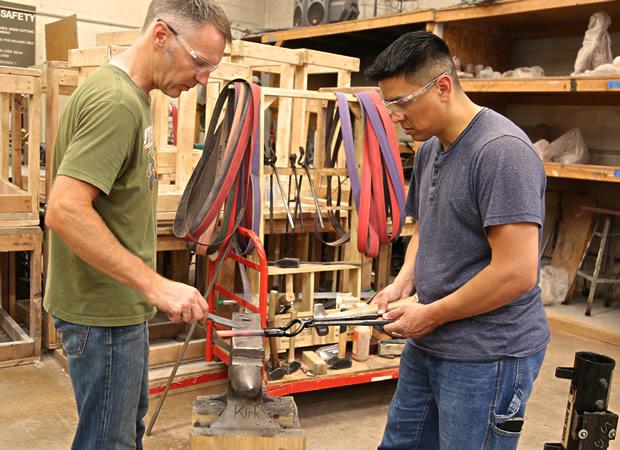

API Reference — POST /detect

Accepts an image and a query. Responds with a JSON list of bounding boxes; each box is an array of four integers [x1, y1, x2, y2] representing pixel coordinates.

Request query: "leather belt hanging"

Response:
[[312, 96, 354, 248], [355, 90, 406, 257], [174, 79, 261, 257], [321, 90, 405, 258]]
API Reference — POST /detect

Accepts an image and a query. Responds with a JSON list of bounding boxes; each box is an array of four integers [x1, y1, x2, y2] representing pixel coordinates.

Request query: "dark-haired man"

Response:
[[368, 31, 549, 449], [44, 1, 231, 448]]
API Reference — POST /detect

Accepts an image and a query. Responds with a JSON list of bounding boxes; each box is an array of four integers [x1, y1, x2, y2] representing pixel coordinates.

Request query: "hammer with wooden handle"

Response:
[[327, 295, 417, 319]]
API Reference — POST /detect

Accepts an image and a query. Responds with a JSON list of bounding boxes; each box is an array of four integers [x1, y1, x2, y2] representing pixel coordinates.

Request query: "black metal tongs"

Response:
[[216, 313, 393, 338]]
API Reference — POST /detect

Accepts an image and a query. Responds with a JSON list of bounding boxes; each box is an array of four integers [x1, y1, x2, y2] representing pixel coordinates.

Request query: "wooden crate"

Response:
[[67, 45, 127, 82], [0, 226, 42, 368], [155, 61, 252, 220], [39, 61, 79, 201], [261, 89, 363, 352], [61, 46, 252, 219], [0, 67, 41, 227], [95, 29, 141, 47], [225, 41, 359, 162]]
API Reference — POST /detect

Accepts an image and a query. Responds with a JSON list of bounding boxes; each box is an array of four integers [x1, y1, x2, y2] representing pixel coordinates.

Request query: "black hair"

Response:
[[365, 31, 458, 85]]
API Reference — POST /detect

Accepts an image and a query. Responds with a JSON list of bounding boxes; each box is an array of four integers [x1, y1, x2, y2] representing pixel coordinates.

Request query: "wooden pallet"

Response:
[[0, 67, 41, 227], [225, 41, 359, 162], [95, 29, 141, 47], [39, 61, 79, 203], [61, 46, 251, 220], [0, 226, 42, 368]]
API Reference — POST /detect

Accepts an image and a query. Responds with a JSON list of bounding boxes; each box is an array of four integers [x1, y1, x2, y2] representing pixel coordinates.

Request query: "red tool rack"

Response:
[[201, 227, 400, 396]]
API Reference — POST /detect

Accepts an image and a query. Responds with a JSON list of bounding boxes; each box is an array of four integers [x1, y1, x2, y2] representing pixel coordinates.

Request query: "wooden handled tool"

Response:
[[328, 296, 416, 319], [268, 290, 281, 366], [266, 290, 285, 380]]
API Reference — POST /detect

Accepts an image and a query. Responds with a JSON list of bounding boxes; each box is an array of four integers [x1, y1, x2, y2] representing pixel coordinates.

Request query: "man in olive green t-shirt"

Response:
[[44, 2, 231, 449]]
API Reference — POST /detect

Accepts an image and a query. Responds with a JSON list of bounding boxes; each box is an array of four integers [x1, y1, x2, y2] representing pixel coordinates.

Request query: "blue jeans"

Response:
[[54, 317, 150, 450], [379, 342, 546, 450]]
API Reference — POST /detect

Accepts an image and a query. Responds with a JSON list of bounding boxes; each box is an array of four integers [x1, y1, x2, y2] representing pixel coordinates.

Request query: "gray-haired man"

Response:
[[44, 1, 231, 448]]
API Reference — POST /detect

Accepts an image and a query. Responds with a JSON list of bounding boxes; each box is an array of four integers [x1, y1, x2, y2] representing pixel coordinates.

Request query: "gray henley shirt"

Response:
[[406, 107, 550, 361]]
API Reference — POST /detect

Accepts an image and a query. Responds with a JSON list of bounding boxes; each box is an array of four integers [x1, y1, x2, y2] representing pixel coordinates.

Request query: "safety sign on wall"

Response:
[[0, 1, 35, 67]]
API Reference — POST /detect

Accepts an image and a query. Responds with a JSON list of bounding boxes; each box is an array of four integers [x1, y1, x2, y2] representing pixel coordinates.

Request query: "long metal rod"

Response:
[[146, 239, 232, 436]]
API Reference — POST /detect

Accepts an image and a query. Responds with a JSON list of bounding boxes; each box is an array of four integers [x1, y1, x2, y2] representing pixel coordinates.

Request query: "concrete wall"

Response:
[[264, 0, 463, 30], [222, 0, 266, 38], [11, 0, 147, 64], [511, 33, 620, 76], [12, 0, 264, 65]]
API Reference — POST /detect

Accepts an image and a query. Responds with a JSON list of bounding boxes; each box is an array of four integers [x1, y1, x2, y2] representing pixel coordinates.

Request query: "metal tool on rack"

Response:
[[289, 153, 304, 230], [266, 289, 285, 380], [280, 290, 301, 375], [298, 146, 325, 229], [264, 144, 295, 232]]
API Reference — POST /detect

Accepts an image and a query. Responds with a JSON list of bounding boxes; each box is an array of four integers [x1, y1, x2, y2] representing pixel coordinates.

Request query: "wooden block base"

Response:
[[191, 394, 306, 449], [190, 431, 306, 450]]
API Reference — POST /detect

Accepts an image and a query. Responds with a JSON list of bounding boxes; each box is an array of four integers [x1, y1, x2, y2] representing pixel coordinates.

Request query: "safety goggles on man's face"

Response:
[[157, 18, 219, 73], [382, 71, 448, 115]]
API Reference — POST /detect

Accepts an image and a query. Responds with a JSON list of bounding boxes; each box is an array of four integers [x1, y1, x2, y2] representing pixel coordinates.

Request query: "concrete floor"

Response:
[[1, 329, 620, 450]]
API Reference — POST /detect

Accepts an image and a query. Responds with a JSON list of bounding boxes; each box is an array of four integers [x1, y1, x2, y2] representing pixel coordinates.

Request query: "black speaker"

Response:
[[293, 0, 306, 27], [327, 0, 359, 22], [305, 0, 328, 26], [293, 0, 359, 27]]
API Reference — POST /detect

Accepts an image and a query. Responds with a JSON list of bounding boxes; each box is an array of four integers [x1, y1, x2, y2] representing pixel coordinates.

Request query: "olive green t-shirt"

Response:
[[44, 64, 158, 326]]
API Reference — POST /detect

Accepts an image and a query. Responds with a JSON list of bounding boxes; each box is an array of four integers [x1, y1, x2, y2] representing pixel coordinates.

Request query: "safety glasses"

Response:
[[158, 18, 219, 73], [382, 71, 448, 115]]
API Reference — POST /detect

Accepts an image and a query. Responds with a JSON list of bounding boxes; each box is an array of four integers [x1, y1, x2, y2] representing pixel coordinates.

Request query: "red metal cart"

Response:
[[203, 227, 400, 397]]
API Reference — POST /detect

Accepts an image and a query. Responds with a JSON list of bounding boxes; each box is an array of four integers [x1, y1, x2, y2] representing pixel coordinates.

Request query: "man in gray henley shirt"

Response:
[[367, 31, 550, 450]]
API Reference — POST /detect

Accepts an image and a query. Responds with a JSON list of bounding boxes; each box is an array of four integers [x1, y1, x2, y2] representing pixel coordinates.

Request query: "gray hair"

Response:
[[143, 0, 232, 43]]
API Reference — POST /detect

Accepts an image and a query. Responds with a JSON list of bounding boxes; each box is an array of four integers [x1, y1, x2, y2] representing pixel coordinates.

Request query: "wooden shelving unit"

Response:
[[246, 0, 620, 56], [245, 1, 620, 305], [258, 86, 364, 312], [246, 10, 431, 55], [246, 0, 620, 187], [460, 77, 620, 93], [544, 162, 620, 183], [458, 77, 620, 184]]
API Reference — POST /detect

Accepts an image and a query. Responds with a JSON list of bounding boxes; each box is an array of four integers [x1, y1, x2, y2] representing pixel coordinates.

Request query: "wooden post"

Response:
[[0, 227, 43, 367], [0, 94, 9, 181], [175, 87, 198, 190], [11, 96, 23, 188]]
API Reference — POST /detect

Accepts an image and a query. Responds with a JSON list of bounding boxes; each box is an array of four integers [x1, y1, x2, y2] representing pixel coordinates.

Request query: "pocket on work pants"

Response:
[[487, 348, 546, 449], [53, 316, 90, 357]]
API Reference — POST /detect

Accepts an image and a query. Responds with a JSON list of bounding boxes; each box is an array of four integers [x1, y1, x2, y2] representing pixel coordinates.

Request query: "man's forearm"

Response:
[[428, 222, 539, 325], [48, 204, 159, 299], [429, 262, 535, 326]]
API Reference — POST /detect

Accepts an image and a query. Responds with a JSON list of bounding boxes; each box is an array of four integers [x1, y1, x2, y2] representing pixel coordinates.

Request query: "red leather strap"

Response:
[[336, 90, 406, 258], [174, 80, 261, 257]]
